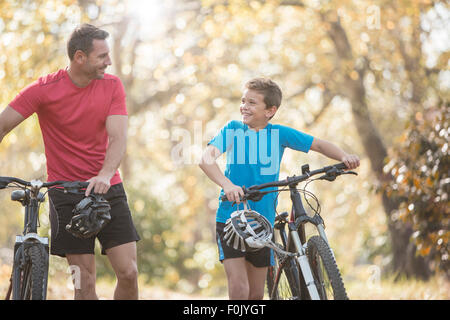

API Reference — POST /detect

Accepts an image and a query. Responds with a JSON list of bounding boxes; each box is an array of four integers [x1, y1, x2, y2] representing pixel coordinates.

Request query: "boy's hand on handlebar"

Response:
[[341, 154, 360, 170], [222, 181, 244, 204]]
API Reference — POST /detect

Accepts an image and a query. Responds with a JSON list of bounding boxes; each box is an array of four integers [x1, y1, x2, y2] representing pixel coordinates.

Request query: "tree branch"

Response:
[[304, 88, 335, 128], [287, 82, 314, 100]]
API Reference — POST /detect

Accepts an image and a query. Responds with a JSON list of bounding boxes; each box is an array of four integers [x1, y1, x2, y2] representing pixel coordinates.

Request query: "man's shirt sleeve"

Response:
[[8, 81, 42, 119], [108, 78, 128, 116]]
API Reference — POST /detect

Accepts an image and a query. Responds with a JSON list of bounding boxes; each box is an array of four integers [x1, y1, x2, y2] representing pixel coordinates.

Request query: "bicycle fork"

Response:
[[316, 223, 337, 260], [288, 185, 320, 300], [289, 229, 321, 300]]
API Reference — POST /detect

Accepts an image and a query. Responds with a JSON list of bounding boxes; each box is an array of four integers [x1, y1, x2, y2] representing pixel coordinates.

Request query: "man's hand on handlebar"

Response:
[[85, 174, 111, 196]]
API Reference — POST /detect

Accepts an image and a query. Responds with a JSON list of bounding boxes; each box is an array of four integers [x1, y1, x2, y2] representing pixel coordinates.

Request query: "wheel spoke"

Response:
[[267, 249, 301, 300]]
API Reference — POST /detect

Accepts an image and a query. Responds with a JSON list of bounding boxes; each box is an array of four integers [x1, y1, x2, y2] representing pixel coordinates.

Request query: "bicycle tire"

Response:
[[306, 235, 348, 300], [12, 244, 48, 300], [266, 245, 302, 300]]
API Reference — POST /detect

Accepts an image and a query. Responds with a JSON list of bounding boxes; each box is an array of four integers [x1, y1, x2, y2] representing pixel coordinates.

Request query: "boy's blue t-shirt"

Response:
[[208, 120, 314, 224]]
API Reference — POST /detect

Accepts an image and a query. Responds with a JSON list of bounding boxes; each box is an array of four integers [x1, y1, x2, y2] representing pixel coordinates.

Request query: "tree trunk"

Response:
[[381, 194, 430, 280], [325, 15, 431, 279]]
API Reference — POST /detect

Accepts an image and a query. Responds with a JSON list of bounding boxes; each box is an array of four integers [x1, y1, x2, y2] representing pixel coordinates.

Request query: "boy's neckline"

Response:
[[245, 122, 271, 132]]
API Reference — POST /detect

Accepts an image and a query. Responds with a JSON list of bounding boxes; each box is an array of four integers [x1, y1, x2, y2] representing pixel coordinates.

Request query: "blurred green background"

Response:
[[0, 0, 448, 299]]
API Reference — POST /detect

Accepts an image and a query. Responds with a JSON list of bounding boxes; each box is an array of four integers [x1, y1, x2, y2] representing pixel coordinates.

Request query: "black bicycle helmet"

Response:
[[223, 202, 273, 252], [65, 194, 111, 239]]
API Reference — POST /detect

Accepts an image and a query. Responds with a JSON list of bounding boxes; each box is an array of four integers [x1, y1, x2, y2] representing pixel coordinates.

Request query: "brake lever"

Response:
[[230, 189, 264, 206], [319, 169, 358, 182], [319, 174, 337, 182]]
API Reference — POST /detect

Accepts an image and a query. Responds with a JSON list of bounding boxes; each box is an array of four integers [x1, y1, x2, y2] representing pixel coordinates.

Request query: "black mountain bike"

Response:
[[223, 162, 357, 300], [0, 177, 88, 300]]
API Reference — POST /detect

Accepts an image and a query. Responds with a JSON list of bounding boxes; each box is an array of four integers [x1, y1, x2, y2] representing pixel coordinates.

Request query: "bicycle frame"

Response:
[[271, 180, 338, 300], [283, 184, 320, 299], [6, 182, 49, 300], [2, 178, 89, 300], [289, 184, 333, 253]]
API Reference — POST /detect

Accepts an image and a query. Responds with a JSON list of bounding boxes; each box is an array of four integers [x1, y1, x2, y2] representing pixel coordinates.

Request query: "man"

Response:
[[0, 24, 140, 300]]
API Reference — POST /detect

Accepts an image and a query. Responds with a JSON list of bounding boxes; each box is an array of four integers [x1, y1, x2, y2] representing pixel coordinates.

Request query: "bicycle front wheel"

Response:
[[306, 236, 348, 300], [266, 245, 302, 300], [12, 244, 48, 300]]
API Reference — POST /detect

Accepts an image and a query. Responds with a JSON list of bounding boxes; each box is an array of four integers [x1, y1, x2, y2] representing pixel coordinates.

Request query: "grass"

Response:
[[1, 262, 448, 300], [345, 274, 449, 300]]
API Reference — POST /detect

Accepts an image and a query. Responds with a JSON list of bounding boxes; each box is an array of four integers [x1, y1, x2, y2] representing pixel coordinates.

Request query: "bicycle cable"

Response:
[[271, 178, 322, 222], [273, 186, 289, 216], [234, 176, 330, 226], [302, 178, 324, 228], [6, 183, 24, 189]]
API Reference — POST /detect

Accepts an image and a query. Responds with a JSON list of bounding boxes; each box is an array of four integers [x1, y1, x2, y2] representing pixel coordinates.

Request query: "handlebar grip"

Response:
[[0, 178, 9, 189], [220, 194, 247, 202], [0, 176, 30, 188], [59, 181, 90, 193], [335, 162, 348, 170], [69, 181, 89, 188]]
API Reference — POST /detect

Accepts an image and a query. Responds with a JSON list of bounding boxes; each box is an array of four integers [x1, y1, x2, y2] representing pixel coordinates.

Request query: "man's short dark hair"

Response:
[[67, 24, 109, 60], [245, 78, 282, 109]]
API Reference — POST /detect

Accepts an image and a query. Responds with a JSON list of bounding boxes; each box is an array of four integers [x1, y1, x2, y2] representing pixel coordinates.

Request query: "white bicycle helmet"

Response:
[[223, 201, 273, 252]]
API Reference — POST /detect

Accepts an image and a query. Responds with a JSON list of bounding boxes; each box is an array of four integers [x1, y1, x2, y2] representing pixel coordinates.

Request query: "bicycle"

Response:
[[0, 177, 88, 300], [221, 162, 357, 300]]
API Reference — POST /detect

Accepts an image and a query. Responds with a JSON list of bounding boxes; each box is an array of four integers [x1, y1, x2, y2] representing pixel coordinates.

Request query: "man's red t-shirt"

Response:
[[9, 68, 127, 185]]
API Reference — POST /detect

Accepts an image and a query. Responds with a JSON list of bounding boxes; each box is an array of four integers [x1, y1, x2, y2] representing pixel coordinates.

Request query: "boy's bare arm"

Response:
[[310, 137, 360, 169], [199, 145, 244, 203]]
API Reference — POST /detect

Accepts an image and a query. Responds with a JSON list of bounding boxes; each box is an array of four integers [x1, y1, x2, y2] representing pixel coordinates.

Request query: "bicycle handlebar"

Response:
[[250, 162, 349, 190], [220, 162, 356, 202], [0, 177, 89, 191]]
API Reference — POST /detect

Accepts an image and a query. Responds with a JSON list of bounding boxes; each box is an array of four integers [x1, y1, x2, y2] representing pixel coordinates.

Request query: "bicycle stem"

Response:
[[24, 198, 39, 235]]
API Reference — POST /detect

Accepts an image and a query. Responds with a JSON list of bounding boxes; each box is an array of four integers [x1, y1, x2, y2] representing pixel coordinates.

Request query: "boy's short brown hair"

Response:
[[67, 24, 109, 60], [245, 78, 282, 109]]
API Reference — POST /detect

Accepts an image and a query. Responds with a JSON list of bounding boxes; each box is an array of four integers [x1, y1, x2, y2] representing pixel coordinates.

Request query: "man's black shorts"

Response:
[[48, 183, 140, 257], [216, 222, 273, 268]]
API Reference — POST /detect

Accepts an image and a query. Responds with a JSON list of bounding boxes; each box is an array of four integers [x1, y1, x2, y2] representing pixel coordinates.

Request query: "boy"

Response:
[[199, 78, 359, 300]]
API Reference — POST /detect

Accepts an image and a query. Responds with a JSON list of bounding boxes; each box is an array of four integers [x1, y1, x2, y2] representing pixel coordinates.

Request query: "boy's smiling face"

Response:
[[240, 89, 277, 130]]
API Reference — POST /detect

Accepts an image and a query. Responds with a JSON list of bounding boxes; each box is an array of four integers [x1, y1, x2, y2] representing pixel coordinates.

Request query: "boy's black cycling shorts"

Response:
[[48, 183, 140, 257], [216, 222, 273, 268]]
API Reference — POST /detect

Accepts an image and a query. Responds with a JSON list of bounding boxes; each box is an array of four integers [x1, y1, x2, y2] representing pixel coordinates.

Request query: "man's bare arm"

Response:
[[0, 106, 25, 143], [85, 115, 128, 196]]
